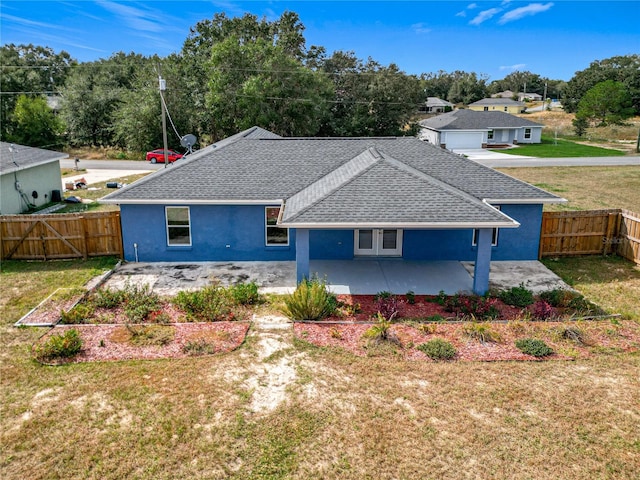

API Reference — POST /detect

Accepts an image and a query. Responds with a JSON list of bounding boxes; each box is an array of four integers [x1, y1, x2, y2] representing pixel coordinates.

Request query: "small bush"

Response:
[[499, 283, 534, 307], [445, 294, 498, 319], [405, 291, 416, 304], [417, 323, 437, 334], [417, 338, 457, 360], [92, 287, 126, 309], [376, 294, 399, 321], [329, 327, 342, 339], [174, 285, 232, 322], [374, 291, 393, 301], [462, 322, 501, 343], [147, 311, 171, 324], [34, 329, 82, 361], [183, 339, 216, 356], [556, 326, 588, 345], [363, 312, 400, 346], [539, 288, 578, 308], [425, 290, 447, 306], [122, 284, 161, 323], [282, 278, 337, 321], [60, 303, 94, 324], [515, 338, 554, 357], [533, 300, 555, 320], [427, 314, 445, 322], [229, 282, 261, 305]]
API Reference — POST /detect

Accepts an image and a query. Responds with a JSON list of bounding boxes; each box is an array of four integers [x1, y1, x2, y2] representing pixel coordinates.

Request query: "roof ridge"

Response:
[[282, 148, 382, 223]]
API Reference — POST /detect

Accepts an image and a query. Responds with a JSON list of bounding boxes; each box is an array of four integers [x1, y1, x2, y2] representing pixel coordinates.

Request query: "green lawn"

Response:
[[497, 166, 640, 212], [493, 136, 626, 157], [1, 258, 639, 479]]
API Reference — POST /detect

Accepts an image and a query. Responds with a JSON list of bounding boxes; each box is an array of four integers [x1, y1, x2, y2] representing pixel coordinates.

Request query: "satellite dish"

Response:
[[180, 134, 197, 155]]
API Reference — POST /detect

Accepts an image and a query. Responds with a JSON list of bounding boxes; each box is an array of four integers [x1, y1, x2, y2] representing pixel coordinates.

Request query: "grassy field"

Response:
[[497, 165, 640, 212], [493, 136, 626, 157], [1, 258, 639, 479]]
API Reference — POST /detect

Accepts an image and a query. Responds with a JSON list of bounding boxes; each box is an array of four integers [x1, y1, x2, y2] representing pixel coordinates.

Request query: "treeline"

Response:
[[1, 11, 639, 151]]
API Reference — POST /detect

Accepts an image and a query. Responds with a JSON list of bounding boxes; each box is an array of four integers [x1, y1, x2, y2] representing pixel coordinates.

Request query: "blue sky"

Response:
[[1, 1, 638, 80]]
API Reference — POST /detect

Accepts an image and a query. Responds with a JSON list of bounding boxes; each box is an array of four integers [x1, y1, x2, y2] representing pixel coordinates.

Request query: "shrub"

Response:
[[417, 339, 457, 360], [174, 285, 232, 322], [60, 303, 94, 324], [405, 291, 416, 304], [183, 339, 216, 356], [282, 278, 337, 321], [329, 327, 342, 339], [515, 338, 554, 357], [34, 329, 82, 361], [121, 284, 161, 323], [363, 312, 400, 346], [92, 287, 126, 309], [499, 283, 534, 308], [228, 282, 261, 305], [533, 300, 555, 320], [539, 288, 578, 308], [445, 294, 498, 319], [425, 290, 447, 306], [375, 294, 399, 321], [462, 322, 501, 343]]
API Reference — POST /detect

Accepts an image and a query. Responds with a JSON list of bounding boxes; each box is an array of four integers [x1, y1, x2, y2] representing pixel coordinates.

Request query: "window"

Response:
[[524, 128, 532, 139], [504, 106, 508, 112], [266, 207, 288, 246], [166, 207, 191, 246], [487, 130, 494, 140], [483, 106, 489, 111], [473, 206, 500, 247]]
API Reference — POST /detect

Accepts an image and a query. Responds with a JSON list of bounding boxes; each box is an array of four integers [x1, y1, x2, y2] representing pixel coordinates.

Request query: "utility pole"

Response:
[[158, 69, 169, 168]]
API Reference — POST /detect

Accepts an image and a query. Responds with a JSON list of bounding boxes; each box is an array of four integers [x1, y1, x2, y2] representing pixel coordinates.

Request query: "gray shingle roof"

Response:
[[469, 98, 525, 106], [419, 109, 543, 131], [101, 127, 562, 226], [426, 97, 453, 107], [0, 142, 67, 174]]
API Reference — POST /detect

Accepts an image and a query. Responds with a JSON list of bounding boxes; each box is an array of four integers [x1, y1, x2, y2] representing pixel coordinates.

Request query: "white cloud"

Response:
[[469, 8, 502, 26], [455, 10, 467, 17], [500, 63, 527, 71], [97, 0, 163, 32], [412, 22, 432, 34], [467, 3, 479, 9], [499, 2, 554, 24]]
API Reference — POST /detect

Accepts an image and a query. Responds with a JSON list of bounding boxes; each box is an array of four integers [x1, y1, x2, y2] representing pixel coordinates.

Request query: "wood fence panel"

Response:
[[540, 209, 640, 264], [617, 210, 640, 264], [0, 211, 123, 260]]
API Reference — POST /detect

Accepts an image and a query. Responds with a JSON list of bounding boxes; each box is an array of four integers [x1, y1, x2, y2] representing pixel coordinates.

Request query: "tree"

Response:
[[572, 116, 588, 137], [0, 44, 75, 140], [206, 37, 333, 138], [489, 70, 545, 96], [575, 80, 634, 126], [447, 72, 488, 104], [563, 55, 640, 113], [10, 95, 62, 147]]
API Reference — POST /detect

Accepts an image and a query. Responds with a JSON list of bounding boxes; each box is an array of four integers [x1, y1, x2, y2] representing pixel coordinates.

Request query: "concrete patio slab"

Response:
[[102, 259, 568, 297]]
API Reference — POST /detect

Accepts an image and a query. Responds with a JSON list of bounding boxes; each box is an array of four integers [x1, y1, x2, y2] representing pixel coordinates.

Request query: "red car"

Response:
[[146, 149, 183, 163]]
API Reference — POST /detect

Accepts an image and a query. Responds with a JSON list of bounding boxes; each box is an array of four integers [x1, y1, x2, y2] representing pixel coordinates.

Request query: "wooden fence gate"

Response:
[[0, 211, 123, 260], [539, 209, 640, 264]]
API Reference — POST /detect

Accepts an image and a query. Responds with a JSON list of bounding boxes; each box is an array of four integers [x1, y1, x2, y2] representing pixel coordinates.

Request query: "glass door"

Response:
[[354, 229, 403, 256]]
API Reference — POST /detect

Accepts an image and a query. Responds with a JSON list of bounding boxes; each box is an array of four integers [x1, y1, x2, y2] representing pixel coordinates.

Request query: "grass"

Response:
[[1, 258, 639, 479], [492, 136, 626, 157], [497, 166, 640, 212], [542, 255, 640, 321], [57, 173, 151, 213]]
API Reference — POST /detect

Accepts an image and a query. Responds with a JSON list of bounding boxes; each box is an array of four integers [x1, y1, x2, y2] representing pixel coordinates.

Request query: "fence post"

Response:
[[79, 215, 89, 260], [603, 211, 619, 256]]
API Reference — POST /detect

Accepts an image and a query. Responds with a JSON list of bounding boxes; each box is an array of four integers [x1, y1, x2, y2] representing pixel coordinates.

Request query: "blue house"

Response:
[[101, 127, 563, 294]]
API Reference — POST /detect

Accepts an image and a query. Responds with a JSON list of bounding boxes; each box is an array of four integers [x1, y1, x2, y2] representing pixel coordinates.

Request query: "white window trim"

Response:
[[487, 130, 494, 140], [524, 128, 532, 139], [265, 206, 289, 246], [165, 206, 192, 247], [473, 206, 500, 247]]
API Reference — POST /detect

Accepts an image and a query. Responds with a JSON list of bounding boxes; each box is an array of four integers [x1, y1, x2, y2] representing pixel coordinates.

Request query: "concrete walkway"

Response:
[[103, 260, 570, 296]]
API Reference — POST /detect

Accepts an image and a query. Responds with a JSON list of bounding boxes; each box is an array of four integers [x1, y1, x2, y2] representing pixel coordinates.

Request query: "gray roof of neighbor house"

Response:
[[101, 127, 563, 227], [469, 98, 525, 107], [419, 109, 543, 131], [426, 97, 453, 107], [0, 142, 68, 175]]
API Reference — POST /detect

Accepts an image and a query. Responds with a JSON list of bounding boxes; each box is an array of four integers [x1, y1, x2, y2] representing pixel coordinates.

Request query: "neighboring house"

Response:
[[492, 90, 516, 99], [468, 98, 525, 114], [418, 110, 543, 150], [101, 127, 563, 294], [517, 92, 543, 102], [425, 97, 454, 113], [0, 142, 66, 215]]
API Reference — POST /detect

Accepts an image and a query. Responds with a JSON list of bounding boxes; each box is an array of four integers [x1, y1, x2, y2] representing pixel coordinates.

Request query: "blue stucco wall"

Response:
[[119, 203, 543, 262]]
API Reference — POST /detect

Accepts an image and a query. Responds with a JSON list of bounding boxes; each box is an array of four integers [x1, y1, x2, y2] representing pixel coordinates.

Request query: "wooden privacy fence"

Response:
[[540, 209, 640, 264], [0, 211, 123, 260]]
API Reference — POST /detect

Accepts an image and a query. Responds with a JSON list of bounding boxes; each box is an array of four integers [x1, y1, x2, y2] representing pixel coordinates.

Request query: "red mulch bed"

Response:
[[294, 295, 640, 361], [329, 294, 522, 322], [34, 322, 250, 364]]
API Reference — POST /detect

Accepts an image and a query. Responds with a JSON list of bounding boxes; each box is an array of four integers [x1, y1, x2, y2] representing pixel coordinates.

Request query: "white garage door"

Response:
[[443, 131, 484, 149]]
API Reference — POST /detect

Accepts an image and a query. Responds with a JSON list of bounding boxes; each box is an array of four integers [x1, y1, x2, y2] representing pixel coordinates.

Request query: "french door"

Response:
[[354, 229, 403, 256]]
